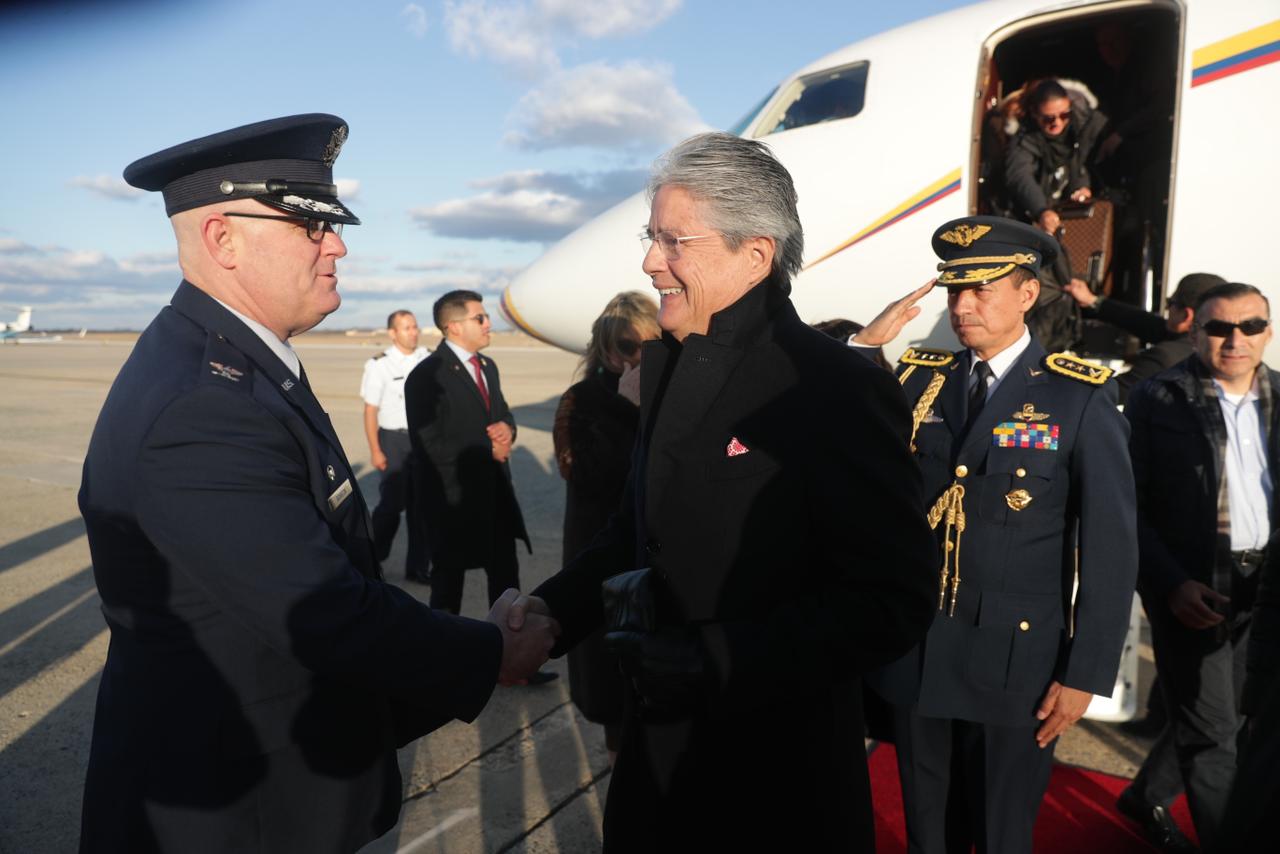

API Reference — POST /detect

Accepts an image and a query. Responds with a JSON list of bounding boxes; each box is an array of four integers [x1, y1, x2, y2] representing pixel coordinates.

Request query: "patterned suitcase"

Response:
[[1056, 199, 1116, 295]]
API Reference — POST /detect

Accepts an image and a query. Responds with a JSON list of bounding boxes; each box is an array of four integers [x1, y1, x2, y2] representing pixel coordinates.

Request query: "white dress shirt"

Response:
[[968, 325, 1032, 402], [445, 339, 488, 394], [1215, 376, 1273, 551], [360, 345, 430, 431], [212, 297, 300, 378]]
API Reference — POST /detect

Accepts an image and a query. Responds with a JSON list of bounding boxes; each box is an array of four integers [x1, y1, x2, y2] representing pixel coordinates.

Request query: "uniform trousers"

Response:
[[1133, 562, 1258, 851], [891, 706, 1055, 854], [370, 429, 430, 577]]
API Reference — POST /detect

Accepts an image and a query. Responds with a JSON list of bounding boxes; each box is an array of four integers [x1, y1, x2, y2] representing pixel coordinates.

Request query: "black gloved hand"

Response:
[[606, 626, 706, 719]]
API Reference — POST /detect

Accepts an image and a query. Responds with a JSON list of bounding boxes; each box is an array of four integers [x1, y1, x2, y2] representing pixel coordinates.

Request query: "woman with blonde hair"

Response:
[[552, 290, 658, 761]]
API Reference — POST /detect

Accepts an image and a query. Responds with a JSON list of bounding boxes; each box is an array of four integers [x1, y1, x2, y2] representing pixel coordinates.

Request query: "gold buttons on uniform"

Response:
[[1019, 620, 1031, 632], [955, 465, 969, 478], [1016, 467, 1027, 478]]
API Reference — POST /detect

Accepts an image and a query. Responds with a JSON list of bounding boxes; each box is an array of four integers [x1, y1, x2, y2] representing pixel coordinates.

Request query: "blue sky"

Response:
[[0, 0, 972, 331]]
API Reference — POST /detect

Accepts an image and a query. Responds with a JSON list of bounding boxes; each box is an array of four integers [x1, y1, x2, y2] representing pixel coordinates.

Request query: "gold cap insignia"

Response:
[[940, 224, 992, 247], [1013, 403, 1049, 422]]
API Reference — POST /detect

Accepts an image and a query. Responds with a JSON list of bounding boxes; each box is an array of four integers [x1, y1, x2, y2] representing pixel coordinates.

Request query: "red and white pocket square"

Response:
[[726, 437, 750, 457]]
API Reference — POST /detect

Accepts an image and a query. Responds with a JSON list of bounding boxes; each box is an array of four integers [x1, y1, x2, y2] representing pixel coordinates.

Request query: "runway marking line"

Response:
[[395, 807, 480, 853]]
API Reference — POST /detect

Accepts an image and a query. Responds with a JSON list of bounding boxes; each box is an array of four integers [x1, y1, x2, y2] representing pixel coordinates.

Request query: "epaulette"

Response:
[[1044, 351, 1112, 385], [372, 352, 386, 359], [201, 333, 253, 391], [898, 347, 955, 368]]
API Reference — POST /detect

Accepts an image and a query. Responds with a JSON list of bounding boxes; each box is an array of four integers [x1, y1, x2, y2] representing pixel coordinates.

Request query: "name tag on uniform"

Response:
[[327, 478, 353, 511]]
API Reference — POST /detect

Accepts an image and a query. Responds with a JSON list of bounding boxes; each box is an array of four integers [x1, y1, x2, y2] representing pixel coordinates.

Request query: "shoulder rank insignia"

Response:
[[939, 223, 991, 247], [897, 347, 956, 391], [209, 361, 243, 382], [899, 347, 955, 368], [372, 352, 386, 360], [1044, 352, 1112, 385]]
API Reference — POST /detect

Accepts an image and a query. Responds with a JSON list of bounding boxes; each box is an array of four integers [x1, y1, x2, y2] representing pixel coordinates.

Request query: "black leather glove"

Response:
[[605, 625, 707, 720]]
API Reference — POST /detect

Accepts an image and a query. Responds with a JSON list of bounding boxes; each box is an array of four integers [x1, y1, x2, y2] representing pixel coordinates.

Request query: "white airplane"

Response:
[[500, 0, 1280, 722], [0, 306, 34, 342], [501, 0, 1280, 366]]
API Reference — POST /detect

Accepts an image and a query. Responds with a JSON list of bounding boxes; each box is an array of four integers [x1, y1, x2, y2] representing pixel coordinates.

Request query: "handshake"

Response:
[[486, 588, 560, 685]]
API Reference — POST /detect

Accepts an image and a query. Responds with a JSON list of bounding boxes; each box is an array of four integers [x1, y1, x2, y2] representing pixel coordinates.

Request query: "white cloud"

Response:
[[401, 3, 428, 38], [443, 0, 682, 74], [335, 178, 361, 200], [444, 0, 558, 75], [535, 0, 681, 39], [408, 167, 646, 242], [506, 61, 708, 151], [68, 175, 146, 201], [0, 238, 39, 254]]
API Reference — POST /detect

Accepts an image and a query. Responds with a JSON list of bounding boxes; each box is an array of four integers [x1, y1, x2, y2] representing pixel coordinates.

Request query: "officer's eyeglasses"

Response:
[[1198, 318, 1269, 337], [223, 212, 343, 241], [1036, 111, 1071, 127], [640, 231, 714, 260]]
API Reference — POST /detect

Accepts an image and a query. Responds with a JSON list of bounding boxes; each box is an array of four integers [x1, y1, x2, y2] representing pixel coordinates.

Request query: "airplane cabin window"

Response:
[[756, 61, 869, 136], [728, 87, 778, 137]]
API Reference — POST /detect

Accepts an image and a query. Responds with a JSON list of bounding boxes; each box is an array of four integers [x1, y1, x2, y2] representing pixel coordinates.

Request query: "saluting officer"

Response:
[[853, 216, 1138, 854], [76, 114, 557, 853], [361, 309, 431, 583]]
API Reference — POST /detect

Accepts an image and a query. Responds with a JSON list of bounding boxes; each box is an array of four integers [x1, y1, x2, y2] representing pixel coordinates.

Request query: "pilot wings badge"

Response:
[[939, 224, 992, 247]]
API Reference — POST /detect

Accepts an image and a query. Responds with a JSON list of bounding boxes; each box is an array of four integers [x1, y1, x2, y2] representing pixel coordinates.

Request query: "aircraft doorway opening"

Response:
[[974, 3, 1180, 361]]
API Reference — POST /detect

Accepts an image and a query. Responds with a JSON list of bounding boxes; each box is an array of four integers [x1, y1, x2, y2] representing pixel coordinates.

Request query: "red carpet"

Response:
[[868, 743, 1200, 852]]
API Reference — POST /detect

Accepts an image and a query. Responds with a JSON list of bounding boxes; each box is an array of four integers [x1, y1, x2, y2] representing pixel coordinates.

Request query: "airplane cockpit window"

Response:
[[728, 87, 778, 137], [755, 61, 869, 136]]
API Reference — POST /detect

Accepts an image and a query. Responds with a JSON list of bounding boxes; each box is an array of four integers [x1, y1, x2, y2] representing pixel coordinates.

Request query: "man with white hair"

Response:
[[508, 132, 937, 851]]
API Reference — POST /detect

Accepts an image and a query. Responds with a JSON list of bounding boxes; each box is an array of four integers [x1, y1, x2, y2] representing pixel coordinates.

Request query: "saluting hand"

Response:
[[851, 279, 936, 347], [1034, 681, 1093, 748]]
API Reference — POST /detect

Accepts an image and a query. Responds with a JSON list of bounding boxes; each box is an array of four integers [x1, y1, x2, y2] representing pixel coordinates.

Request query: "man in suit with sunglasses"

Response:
[[1122, 282, 1278, 851], [77, 115, 557, 853], [404, 291, 547, 684]]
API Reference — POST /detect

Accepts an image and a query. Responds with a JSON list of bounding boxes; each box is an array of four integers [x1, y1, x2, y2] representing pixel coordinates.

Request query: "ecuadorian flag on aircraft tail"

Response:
[[1192, 19, 1280, 87]]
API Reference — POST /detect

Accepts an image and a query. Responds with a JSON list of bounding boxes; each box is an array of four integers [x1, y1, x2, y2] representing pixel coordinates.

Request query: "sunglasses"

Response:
[[1036, 111, 1071, 126], [1199, 318, 1269, 337], [616, 338, 641, 357]]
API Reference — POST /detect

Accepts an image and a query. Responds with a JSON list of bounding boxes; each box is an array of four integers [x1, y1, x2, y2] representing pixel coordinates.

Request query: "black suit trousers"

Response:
[[428, 469, 520, 615], [371, 429, 430, 575], [1136, 565, 1257, 850], [891, 706, 1055, 854]]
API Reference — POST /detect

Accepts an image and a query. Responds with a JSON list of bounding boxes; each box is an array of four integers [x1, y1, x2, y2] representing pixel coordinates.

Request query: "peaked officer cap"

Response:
[[124, 114, 359, 224], [931, 216, 1056, 288]]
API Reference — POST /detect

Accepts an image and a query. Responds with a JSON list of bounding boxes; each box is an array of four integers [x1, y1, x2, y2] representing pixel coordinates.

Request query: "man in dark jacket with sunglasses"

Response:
[[1121, 282, 1278, 851]]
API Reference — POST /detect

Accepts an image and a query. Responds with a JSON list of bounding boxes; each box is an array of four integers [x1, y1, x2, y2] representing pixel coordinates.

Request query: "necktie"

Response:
[[966, 360, 993, 429], [469, 355, 491, 411]]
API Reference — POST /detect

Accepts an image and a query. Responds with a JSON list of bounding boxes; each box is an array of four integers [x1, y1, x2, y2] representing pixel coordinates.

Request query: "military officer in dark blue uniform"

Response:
[[76, 114, 558, 854], [853, 216, 1138, 853]]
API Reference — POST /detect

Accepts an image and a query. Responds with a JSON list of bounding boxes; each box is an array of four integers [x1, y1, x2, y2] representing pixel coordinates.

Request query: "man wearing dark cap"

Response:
[[854, 216, 1138, 853], [1062, 272, 1228, 403], [77, 114, 558, 853]]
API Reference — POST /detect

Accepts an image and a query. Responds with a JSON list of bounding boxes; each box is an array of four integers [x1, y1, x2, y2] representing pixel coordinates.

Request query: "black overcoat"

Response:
[[77, 282, 502, 854], [553, 369, 637, 724], [534, 280, 938, 851], [404, 344, 530, 566], [869, 339, 1138, 727]]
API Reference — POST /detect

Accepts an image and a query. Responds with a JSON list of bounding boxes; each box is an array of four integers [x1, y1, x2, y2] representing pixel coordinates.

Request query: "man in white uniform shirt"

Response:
[[362, 310, 431, 582]]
